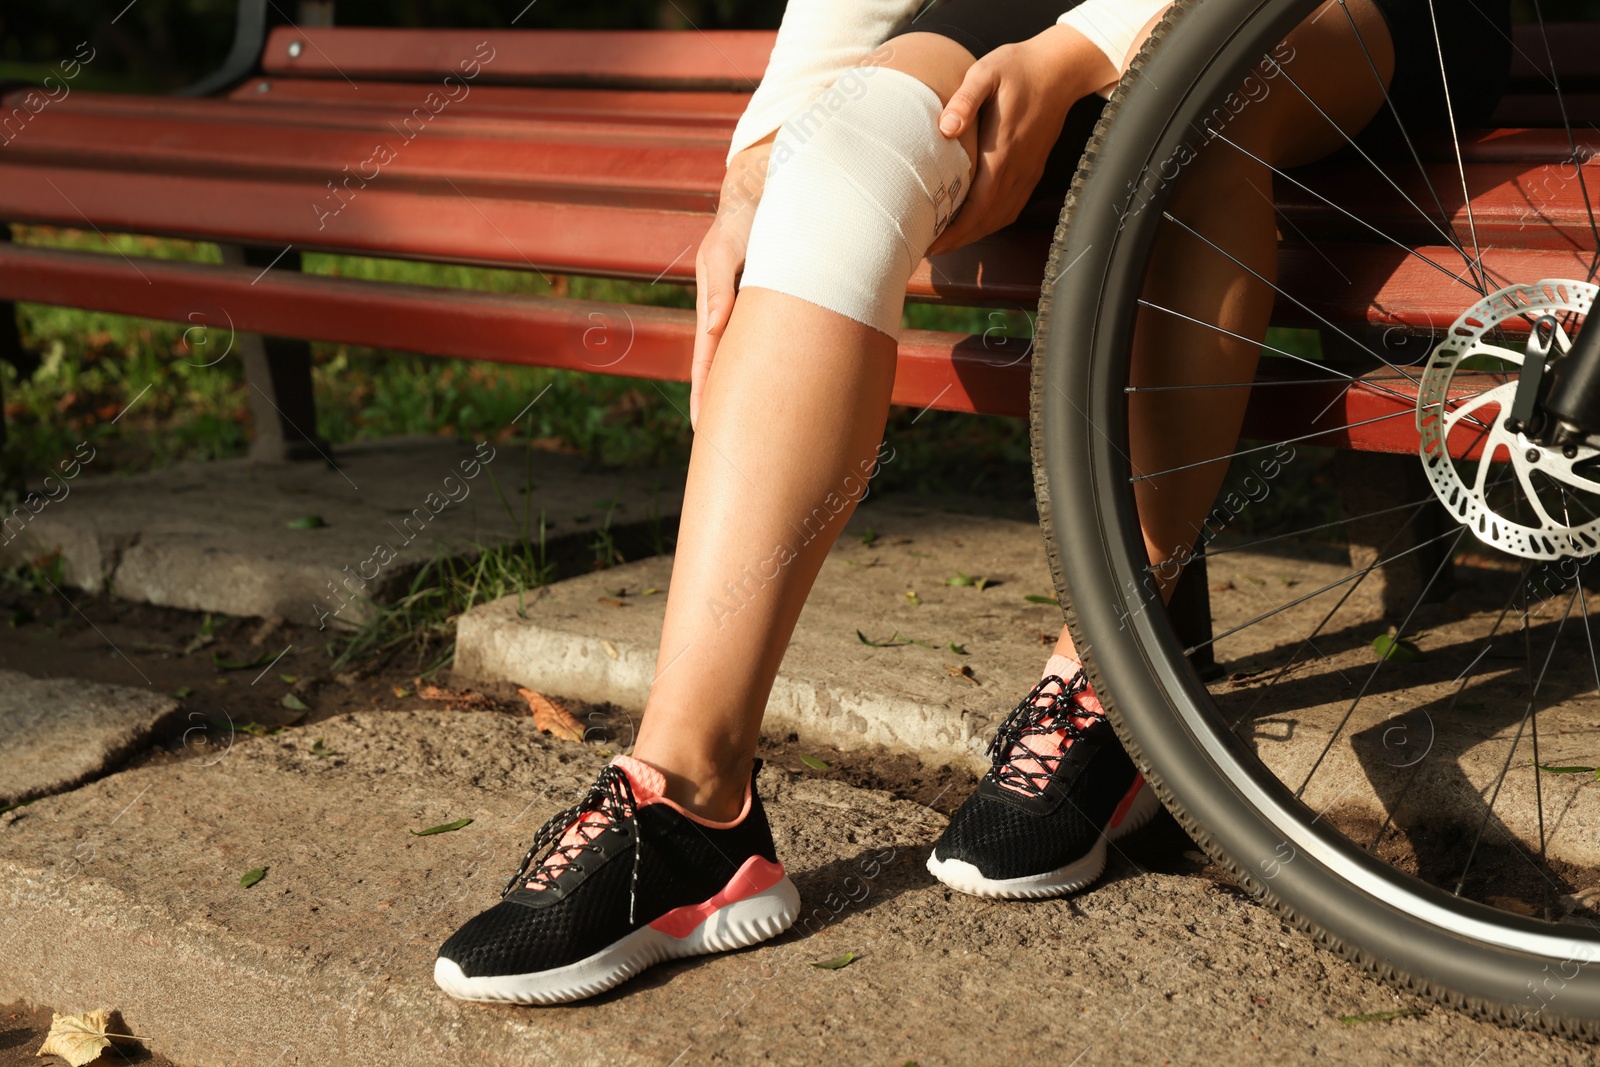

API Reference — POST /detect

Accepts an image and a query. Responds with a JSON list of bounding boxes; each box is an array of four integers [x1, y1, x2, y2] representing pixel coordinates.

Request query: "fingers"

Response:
[[927, 112, 1001, 257], [927, 164, 995, 257], [691, 242, 709, 430], [691, 229, 740, 430], [700, 236, 737, 340], [939, 58, 997, 138], [690, 328, 714, 431]]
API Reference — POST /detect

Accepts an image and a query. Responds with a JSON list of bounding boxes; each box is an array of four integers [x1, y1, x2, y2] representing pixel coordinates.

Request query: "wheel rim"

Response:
[[1035, 0, 1600, 1027]]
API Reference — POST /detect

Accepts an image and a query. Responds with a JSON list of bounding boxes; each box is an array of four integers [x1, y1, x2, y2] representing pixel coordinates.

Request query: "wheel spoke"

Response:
[[1167, 490, 1443, 570], [1137, 298, 1448, 417], [1365, 572, 1528, 851], [1261, 50, 1484, 286], [1526, 0, 1600, 282], [1214, 129, 1490, 299], [1331, 0, 1482, 287], [1293, 525, 1467, 798], [1423, 0, 1490, 292], [1189, 524, 1467, 654], [1128, 375, 1410, 392], [1231, 488, 1442, 729], [1453, 582, 1581, 896], [1131, 410, 1417, 484]]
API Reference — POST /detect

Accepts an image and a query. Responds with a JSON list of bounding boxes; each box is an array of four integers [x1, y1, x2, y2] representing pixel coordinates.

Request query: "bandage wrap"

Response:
[[738, 66, 971, 339]]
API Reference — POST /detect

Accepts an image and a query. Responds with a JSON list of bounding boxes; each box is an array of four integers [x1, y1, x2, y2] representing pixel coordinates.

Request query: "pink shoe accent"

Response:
[[1107, 773, 1146, 830], [526, 755, 757, 890], [648, 855, 787, 939], [611, 754, 667, 798]]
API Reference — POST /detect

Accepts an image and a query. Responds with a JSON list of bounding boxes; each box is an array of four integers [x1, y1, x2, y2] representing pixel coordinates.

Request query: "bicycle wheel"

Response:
[[1034, 0, 1600, 1037]]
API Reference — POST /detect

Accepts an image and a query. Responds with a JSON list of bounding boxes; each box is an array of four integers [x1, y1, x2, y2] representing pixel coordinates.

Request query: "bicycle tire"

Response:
[[1032, 0, 1600, 1038]]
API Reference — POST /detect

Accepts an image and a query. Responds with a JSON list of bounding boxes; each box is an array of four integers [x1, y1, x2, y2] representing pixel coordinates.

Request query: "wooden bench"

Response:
[[2, 9, 1594, 462], [1, 9, 1597, 653]]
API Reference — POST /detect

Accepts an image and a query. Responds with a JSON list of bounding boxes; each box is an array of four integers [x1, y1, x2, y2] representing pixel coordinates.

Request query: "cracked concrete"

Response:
[[3, 705, 1591, 1067], [0, 438, 683, 627], [456, 499, 1066, 770], [0, 670, 179, 806]]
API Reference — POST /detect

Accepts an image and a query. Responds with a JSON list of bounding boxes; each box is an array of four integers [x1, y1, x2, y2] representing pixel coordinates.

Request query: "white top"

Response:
[[724, 0, 1170, 165]]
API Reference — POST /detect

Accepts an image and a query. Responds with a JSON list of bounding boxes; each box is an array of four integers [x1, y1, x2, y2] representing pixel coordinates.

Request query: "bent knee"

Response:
[[1231, 0, 1395, 166], [742, 58, 975, 338], [874, 30, 981, 178]]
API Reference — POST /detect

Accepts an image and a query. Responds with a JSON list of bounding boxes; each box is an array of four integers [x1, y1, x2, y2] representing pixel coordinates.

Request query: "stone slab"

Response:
[[1201, 545, 1600, 875], [1, 705, 1588, 1067], [455, 500, 1070, 770], [0, 670, 178, 806], [0, 437, 683, 628], [455, 493, 1600, 879]]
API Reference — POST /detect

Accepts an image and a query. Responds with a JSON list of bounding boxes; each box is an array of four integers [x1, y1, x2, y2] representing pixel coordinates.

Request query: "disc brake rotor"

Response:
[[1417, 280, 1600, 561]]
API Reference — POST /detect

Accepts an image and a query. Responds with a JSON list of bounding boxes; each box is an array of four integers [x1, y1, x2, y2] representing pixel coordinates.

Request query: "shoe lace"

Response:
[[984, 669, 1105, 800], [500, 764, 643, 923]]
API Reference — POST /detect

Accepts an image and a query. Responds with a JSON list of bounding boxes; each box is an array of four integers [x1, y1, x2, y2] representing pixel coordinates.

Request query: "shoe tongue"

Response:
[[610, 754, 666, 800], [525, 756, 664, 891], [1035, 654, 1082, 703]]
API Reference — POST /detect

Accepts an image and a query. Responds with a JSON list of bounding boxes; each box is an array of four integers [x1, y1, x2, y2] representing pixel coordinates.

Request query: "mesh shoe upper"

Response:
[[934, 669, 1139, 881], [438, 759, 780, 978]]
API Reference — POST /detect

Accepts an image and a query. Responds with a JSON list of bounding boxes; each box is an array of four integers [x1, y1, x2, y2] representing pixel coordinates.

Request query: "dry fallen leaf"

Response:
[[36, 1009, 137, 1066], [414, 680, 495, 710], [519, 687, 586, 742], [944, 664, 981, 687]]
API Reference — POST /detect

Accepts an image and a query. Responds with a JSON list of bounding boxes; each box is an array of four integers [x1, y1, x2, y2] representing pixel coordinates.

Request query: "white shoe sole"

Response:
[[926, 777, 1161, 900], [434, 875, 801, 1004]]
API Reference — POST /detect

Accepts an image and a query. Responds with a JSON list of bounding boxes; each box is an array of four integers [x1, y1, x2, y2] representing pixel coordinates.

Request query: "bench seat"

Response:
[[2, 21, 1598, 459]]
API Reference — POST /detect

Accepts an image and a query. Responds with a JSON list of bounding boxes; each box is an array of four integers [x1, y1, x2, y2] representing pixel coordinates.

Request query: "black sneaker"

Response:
[[434, 755, 799, 1003], [926, 663, 1157, 898]]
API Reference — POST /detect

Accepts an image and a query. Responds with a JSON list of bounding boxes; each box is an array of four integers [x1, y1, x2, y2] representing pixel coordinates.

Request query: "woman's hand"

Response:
[[926, 25, 1117, 257], [692, 134, 774, 431]]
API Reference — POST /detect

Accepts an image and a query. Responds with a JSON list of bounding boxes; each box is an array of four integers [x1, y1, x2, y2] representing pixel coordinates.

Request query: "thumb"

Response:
[[939, 60, 997, 137]]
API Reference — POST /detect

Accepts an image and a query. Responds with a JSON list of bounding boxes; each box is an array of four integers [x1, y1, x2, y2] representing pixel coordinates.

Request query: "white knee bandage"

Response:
[[738, 66, 971, 339]]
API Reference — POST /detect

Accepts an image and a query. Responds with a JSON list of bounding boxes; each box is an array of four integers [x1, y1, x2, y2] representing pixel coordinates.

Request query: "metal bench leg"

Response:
[[1170, 544, 1222, 680], [217, 244, 327, 463], [1333, 450, 1457, 619], [0, 225, 39, 486]]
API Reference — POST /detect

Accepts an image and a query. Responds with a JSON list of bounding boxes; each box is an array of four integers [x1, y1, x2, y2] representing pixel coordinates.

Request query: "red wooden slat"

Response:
[[14, 87, 743, 135], [1276, 160, 1600, 251], [241, 23, 1595, 92], [1240, 370, 1497, 460], [0, 241, 1026, 418], [16, 85, 1585, 164], [224, 79, 747, 125], [0, 240, 1513, 456], [5, 163, 1593, 328], [259, 27, 775, 90], [2, 107, 729, 196], [0, 162, 1050, 304], [1275, 244, 1594, 331]]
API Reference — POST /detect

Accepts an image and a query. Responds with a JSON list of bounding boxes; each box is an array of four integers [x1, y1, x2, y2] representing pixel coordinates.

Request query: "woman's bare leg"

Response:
[[631, 34, 981, 821], [1049, 0, 1396, 663]]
